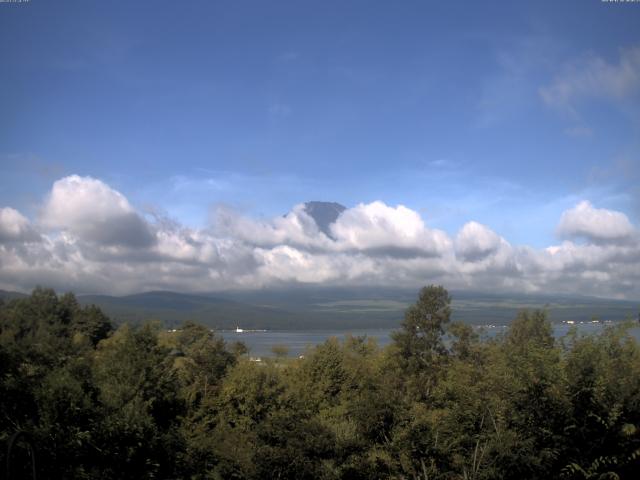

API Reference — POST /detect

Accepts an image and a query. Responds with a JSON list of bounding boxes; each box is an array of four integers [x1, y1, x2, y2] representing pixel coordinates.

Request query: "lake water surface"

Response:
[[220, 322, 640, 358]]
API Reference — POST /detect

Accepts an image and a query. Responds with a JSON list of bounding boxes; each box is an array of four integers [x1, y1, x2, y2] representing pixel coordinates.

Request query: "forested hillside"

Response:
[[1, 286, 639, 479]]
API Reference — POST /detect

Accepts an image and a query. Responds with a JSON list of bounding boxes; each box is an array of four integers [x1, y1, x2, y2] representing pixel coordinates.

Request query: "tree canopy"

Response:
[[1, 286, 639, 479]]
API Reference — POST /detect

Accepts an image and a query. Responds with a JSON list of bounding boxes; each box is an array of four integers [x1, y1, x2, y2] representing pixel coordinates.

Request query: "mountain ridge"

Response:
[[4, 287, 636, 330]]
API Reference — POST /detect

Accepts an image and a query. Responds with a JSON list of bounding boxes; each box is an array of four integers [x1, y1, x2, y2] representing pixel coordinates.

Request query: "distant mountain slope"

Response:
[[74, 287, 639, 330], [0, 289, 28, 301], [218, 287, 639, 327], [450, 290, 639, 325], [5, 286, 637, 329], [78, 291, 305, 330]]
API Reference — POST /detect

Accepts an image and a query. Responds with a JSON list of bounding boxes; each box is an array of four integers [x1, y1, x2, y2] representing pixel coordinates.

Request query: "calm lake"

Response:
[[220, 322, 640, 358]]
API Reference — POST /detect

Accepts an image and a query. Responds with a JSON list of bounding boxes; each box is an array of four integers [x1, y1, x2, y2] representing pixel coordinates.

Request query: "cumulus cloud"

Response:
[[557, 200, 636, 244], [1, 176, 640, 299], [455, 221, 505, 262], [214, 204, 330, 250], [0, 207, 40, 243], [41, 175, 155, 248], [330, 201, 451, 257]]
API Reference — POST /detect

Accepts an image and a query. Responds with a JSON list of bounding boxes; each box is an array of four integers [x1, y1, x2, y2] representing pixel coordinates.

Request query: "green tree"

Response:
[[390, 285, 452, 399], [562, 322, 640, 479], [0, 288, 113, 479], [490, 310, 569, 479], [172, 321, 235, 407], [206, 360, 334, 479], [91, 322, 183, 479]]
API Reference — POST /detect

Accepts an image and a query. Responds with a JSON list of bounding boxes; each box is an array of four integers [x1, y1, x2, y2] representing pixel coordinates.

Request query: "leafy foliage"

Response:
[[1, 286, 640, 479]]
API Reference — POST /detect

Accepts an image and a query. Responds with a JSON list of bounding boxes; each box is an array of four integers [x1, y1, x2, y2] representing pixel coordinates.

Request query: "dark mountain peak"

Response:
[[303, 201, 346, 238]]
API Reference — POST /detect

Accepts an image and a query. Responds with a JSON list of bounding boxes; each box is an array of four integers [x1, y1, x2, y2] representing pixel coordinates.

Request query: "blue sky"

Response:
[[1, 1, 640, 296]]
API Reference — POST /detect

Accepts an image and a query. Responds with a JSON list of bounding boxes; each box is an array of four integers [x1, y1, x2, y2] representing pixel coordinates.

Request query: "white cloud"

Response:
[[214, 203, 331, 250], [0, 207, 40, 243], [455, 221, 505, 262], [1, 177, 640, 299], [41, 175, 155, 247], [330, 201, 451, 257], [540, 46, 640, 112], [557, 200, 636, 243]]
